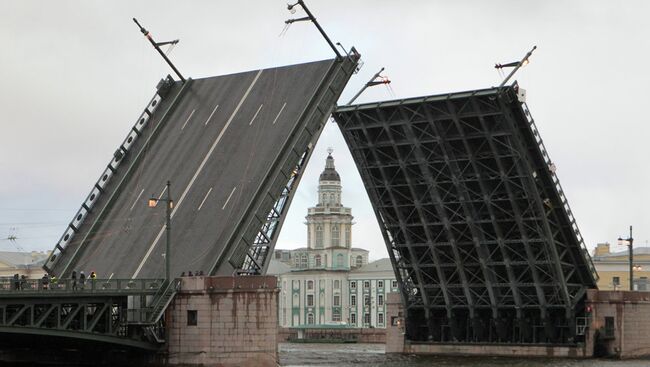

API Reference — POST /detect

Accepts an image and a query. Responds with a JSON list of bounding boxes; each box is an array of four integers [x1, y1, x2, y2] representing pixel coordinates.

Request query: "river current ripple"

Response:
[[279, 343, 650, 367]]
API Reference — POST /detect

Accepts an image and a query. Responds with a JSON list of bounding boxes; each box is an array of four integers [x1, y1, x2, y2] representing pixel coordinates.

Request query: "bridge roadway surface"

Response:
[[53, 59, 336, 279]]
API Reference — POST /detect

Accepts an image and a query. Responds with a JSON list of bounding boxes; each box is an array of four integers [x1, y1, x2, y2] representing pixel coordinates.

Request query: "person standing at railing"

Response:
[[79, 271, 86, 290], [41, 274, 50, 290], [90, 271, 97, 290], [13, 274, 19, 291], [51, 276, 58, 290], [71, 270, 78, 291]]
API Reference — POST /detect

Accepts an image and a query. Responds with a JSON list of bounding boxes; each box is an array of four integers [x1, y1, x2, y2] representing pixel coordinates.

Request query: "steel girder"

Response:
[[333, 85, 597, 344]]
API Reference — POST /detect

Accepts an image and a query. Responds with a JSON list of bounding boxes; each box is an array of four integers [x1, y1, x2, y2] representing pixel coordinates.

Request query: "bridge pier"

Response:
[[163, 276, 279, 367]]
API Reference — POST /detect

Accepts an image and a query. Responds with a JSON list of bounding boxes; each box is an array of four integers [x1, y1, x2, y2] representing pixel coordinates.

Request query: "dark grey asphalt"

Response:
[[51, 59, 335, 279]]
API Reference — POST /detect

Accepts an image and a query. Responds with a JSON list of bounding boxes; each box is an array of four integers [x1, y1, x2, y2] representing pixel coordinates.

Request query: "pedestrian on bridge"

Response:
[[79, 271, 86, 290], [12, 274, 19, 291], [71, 270, 78, 291], [41, 274, 49, 290], [90, 271, 96, 290]]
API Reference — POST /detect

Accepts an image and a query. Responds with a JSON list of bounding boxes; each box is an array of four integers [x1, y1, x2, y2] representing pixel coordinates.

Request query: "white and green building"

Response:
[[268, 152, 397, 328]]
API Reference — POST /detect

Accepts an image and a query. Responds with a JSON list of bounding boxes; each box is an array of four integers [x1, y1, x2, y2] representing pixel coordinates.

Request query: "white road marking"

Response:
[[157, 185, 167, 200], [131, 69, 263, 279], [249, 104, 264, 126], [129, 189, 145, 211], [197, 187, 213, 211], [222, 186, 237, 210], [271, 102, 287, 125], [204, 104, 220, 125], [181, 109, 196, 130]]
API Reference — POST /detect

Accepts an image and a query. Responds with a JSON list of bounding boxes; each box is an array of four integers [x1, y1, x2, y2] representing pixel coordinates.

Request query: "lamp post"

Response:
[[149, 181, 173, 282], [618, 226, 634, 291]]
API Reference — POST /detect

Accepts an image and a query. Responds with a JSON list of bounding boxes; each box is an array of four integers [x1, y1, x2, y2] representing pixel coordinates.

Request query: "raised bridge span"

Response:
[[44, 54, 358, 280], [333, 84, 598, 344]]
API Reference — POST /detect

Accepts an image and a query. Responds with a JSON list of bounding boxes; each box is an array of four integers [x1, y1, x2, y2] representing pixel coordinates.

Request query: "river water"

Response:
[[279, 343, 650, 367]]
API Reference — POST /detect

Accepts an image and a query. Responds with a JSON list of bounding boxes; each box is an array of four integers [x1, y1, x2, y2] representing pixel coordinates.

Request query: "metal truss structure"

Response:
[[333, 84, 598, 344], [0, 278, 177, 348]]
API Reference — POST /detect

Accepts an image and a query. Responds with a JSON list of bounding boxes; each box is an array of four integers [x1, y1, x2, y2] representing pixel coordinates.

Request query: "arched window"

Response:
[[307, 313, 314, 325], [301, 254, 308, 268], [315, 254, 322, 267], [316, 226, 323, 248], [356, 255, 363, 268], [307, 280, 314, 290], [332, 224, 340, 247], [336, 253, 344, 268]]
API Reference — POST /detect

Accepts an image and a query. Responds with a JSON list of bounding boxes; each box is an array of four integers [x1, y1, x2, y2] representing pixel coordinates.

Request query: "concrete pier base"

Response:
[[165, 276, 279, 367], [386, 290, 650, 359]]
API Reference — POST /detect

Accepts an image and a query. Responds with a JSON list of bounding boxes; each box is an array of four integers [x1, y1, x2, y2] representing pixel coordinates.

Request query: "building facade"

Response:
[[269, 151, 397, 328], [592, 242, 650, 291]]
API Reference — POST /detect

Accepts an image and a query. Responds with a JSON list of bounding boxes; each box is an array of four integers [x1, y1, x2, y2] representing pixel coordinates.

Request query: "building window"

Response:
[[334, 280, 340, 289], [334, 295, 340, 306], [364, 313, 371, 325], [333, 309, 341, 322], [346, 226, 351, 247], [613, 276, 620, 287], [364, 281, 370, 289], [378, 313, 384, 325], [332, 224, 340, 247], [308, 313, 315, 324], [300, 254, 308, 268], [316, 226, 323, 248], [307, 294, 314, 306], [315, 254, 322, 267], [378, 280, 384, 289], [351, 294, 356, 306], [356, 255, 363, 268], [350, 313, 356, 325], [605, 316, 615, 338], [336, 254, 344, 268], [187, 310, 198, 326], [392, 280, 398, 289], [364, 295, 370, 306], [307, 280, 314, 290], [378, 294, 384, 306], [350, 281, 356, 289]]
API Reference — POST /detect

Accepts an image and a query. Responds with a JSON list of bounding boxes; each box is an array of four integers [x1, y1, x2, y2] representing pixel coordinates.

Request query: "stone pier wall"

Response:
[[165, 276, 279, 367], [586, 289, 650, 359]]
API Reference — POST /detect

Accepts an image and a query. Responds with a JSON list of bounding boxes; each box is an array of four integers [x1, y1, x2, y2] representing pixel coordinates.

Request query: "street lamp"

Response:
[[618, 225, 634, 291], [148, 181, 174, 283]]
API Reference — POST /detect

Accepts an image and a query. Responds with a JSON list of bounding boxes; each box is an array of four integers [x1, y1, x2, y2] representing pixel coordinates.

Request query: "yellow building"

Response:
[[592, 243, 650, 291], [0, 251, 50, 279]]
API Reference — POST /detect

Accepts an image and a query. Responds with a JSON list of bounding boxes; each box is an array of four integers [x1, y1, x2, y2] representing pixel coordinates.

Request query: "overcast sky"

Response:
[[0, 1, 648, 261]]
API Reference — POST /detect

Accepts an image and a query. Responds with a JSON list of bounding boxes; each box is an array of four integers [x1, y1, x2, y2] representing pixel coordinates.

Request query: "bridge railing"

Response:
[[521, 101, 599, 283], [0, 278, 165, 295]]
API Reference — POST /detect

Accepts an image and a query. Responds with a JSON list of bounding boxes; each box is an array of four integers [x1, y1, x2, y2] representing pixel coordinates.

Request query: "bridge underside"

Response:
[[334, 85, 598, 344]]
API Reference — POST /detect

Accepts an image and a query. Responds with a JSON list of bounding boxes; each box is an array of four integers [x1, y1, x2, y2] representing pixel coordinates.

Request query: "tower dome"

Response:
[[319, 150, 340, 182]]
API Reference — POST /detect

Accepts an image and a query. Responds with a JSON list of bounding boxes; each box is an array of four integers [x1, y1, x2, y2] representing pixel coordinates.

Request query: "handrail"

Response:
[[44, 76, 176, 273], [521, 102, 599, 283], [0, 278, 165, 295]]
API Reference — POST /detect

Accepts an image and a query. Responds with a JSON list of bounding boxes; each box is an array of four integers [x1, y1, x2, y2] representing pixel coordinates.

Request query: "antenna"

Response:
[[495, 46, 537, 88], [133, 18, 186, 82], [347, 67, 391, 105], [285, 1, 341, 58]]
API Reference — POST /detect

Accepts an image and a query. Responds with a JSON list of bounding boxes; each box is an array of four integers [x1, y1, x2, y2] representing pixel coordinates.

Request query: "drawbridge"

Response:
[[10, 30, 597, 349], [44, 54, 359, 280], [333, 83, 598, 344]]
